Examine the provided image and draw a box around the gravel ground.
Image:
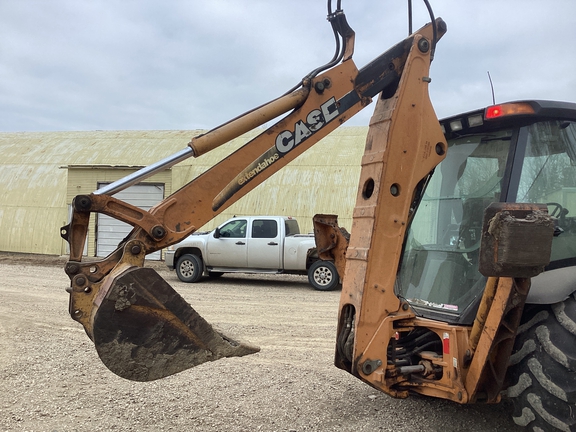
[0,254,522,432]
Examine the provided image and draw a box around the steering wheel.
[546,202,565,218]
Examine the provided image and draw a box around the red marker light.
[486,105,502,118]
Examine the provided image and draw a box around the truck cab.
[165,216,340,291]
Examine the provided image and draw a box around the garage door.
[96,183,165,260]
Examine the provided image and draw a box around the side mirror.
[213,227,221,238]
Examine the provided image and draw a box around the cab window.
[517,121,576,263]
[219,219,247,238]
[251,219,278,238]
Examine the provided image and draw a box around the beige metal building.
[0,127,368,258]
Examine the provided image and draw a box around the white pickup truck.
[165,216,340,291]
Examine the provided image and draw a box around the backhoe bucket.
[90,266,259,381]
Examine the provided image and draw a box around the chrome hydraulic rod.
[94,87,310,196]
[94,147,195,196]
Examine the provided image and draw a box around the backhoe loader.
[61,1,575,430]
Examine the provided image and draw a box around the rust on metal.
[479,202,554,278]
[312,214,350,280]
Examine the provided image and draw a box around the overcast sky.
[1,0,575,133]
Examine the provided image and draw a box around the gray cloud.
[1,0,574,132]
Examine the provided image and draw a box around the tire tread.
[507,293,576,431]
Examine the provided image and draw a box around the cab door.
[206,219,248,267]
[247,219,282,269]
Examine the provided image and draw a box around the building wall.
[0,127,367,256]
[1,137,69,255]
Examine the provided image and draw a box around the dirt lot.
[0,254,522,431]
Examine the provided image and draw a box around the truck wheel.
[506,292,576,431]
[308,260,340,291]
[175,254,203,283]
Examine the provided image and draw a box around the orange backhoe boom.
[61,14,447,381]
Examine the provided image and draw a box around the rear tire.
[507,292,576,431]
[308,260,340,291]
[175,254,203,283]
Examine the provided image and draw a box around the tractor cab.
[398,100,576,324]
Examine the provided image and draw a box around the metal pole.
[408,0,412,35]
[94,147,195,196]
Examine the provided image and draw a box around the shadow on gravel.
[172,273,319,291]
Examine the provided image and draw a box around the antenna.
[408,0,413,35]
[487,71,496,105]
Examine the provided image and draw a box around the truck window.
[284,219,300,236]
[219,219,247,238]
[252,219,278,238]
